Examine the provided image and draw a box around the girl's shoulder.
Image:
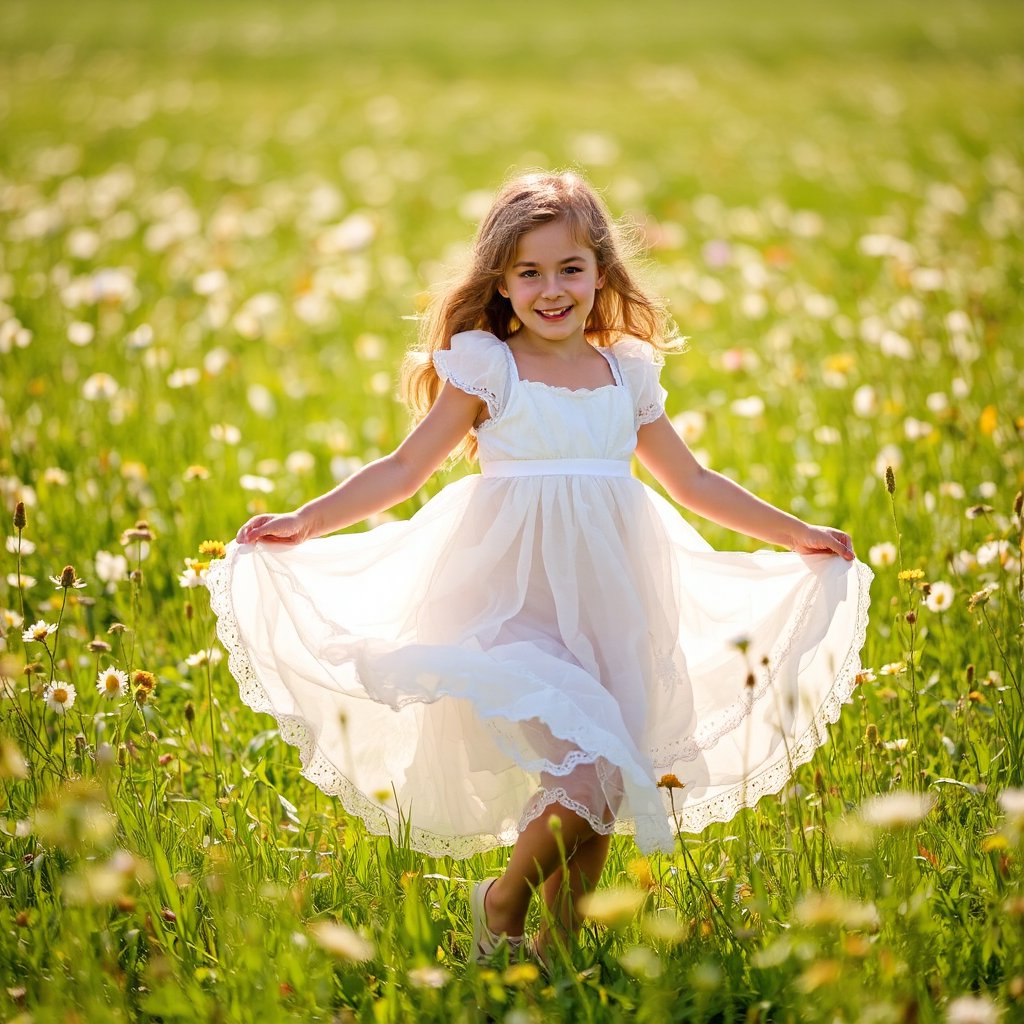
[448,329,506,352]
[609,335,666,366]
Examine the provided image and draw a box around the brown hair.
[399,169,681,463]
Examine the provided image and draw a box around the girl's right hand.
[235,510,316,546]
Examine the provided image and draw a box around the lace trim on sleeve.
[432,349,501,422]
[637,399,665,427]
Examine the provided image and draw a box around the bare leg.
[483,802,601,937]
[536,829,612,954]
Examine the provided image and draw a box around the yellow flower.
[198,540,226,559]
[878,662,906,676]
[657,773,685,790]
[897,569,925,581]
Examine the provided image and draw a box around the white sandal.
[470,878,524,963]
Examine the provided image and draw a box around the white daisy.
[43,681,77,714]
[925,582,955,613]
[95,666,129,699]
[22,619,57,644]
[859,791,935,829]
[868,542,897,567]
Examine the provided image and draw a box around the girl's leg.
[536,829,612,952]
[482,801,602,936]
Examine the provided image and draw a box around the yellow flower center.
[104,674,120,693]
[52,687,68,704]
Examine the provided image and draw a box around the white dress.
[206,330,873,857]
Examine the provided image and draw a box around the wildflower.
[2,608,25,630]
[308,920,375,962]
[95,667,128,699]
[998,788,1024,823]
[884,466,895,494]
[945,994,1000,1024]
[178,559,210,588]
[86,637,112,653]
[132,670,156,695]
[925,582,955,612]
[578,886,647,926]
[43,681,77,714]
[864,724,880,747]
[50,565,86,590]
[618,945,662,981]
[5,537,35,555]
[868,543,897,567]
[967,583,998,612]
[198,540,226,559]
[23,662,44,676]
[898,569,925,581]
[855,669,877,685]
[793,891,880,930]
[503,962,541,986]
[184,701,195,724]
[94,550,128,586]
[0,737,29,779]
[107,622,128,635]
[657,773,685,790]
[13,501,27,530]
[966,504,992,520]
[407,966,451,990]
[859,791,935,829]
[6,574,37,589]
[879,662,906,676]
[976,540,1010,568]
[120,520,155,544]
[22,620,57,644]
[627,857,657,890]
[185,648,223,668]
[183,464,210,481]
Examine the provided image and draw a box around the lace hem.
[664,558,874,834]
[206,550,873,857]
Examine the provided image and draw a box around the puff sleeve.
[611,337,669,429]
[431,330,512,428]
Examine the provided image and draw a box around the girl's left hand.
[791,524,856,561]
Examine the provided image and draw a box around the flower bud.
[74,733,87,754]
[1015,490,1023,518]
[117,744,128,768]
[184,601,194,621]
[906,611,916,625]
[865,723,879,747]
[884,466,895,495]
[59,565,77,589]
[184,701,195,724]
[13,501,26,530]
[966,663,975,686]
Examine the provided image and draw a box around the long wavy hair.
[400,170,682,464]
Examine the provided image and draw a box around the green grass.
[1,1,1022,1021]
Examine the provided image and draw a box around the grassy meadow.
[1,1,1023,1020]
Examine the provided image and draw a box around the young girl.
[206,170,872,967]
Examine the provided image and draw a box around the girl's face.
[498,219,604,347]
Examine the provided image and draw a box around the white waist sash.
[480,458,632,478]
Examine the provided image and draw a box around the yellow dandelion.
[657,773,685,790]
[198,540,226,559]
[897,569,925,581]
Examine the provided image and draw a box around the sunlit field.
[1,1,1023,1021]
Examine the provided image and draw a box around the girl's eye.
[564,266,582,274]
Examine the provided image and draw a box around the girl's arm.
[235,382,484,545]
[634,414,855,560]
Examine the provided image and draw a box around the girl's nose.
[541,277,563,298]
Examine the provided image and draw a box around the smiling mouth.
[536,306,571,321]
